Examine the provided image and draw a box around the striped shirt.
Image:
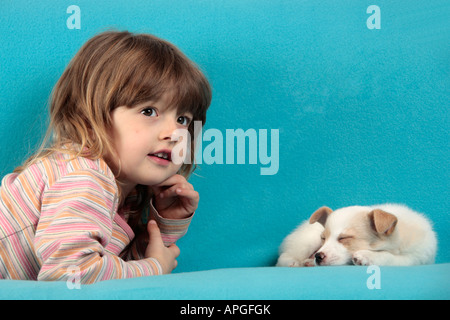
[0,151,192,283]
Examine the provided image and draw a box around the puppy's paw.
[289,258,316,267]
[352,250,374,266]
[276,255,302,267]
[281,258,301,267]
[289,260,301,267]
[302,258,316,267]
[277,257,312,267]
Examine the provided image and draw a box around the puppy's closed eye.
[338,235,354,243]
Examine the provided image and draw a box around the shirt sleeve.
[123,200,194,261]
[34,170,162,284]
[149,199,194,247]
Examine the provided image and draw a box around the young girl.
[0,31,211,283]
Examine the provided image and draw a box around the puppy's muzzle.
[315,252,325,265]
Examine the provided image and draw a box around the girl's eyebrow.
[180,110,194,117]
[132,100,168,112]
[136,100,158,107]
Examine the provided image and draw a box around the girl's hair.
[16,30,211,194]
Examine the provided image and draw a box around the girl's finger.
[174,188,199,204]
[151,175,192,197]
[158,185,179,199]
[168,244,181,258]
[154,174,186,188]
[159,183,194,199]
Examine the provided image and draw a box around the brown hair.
[16,30,211,198]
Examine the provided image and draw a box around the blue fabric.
[0,0,449,299]
[0,264,449,299]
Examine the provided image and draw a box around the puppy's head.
[309,206,398,266]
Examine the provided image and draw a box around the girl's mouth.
[148,150,172,165]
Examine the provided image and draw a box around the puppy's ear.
[368,209,398,236]
[309,206,333,226]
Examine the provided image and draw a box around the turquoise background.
[1,0,449,279]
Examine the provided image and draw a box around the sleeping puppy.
[276,204,437,267]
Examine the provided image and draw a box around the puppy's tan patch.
[338,213,378,253]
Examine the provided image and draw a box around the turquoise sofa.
[0,0,449,300]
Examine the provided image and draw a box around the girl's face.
[108,90,193,196]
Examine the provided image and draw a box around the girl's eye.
[141,107,157,117]
[177,115,192,126]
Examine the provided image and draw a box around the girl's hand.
[151,174,199,219]
[145,220,179,274]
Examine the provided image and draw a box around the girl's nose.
[158,118,178,141]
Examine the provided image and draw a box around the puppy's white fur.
[276,204,437,267]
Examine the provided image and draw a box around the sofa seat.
[1,263,448,300]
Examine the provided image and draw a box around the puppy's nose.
[315,252,325,264]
